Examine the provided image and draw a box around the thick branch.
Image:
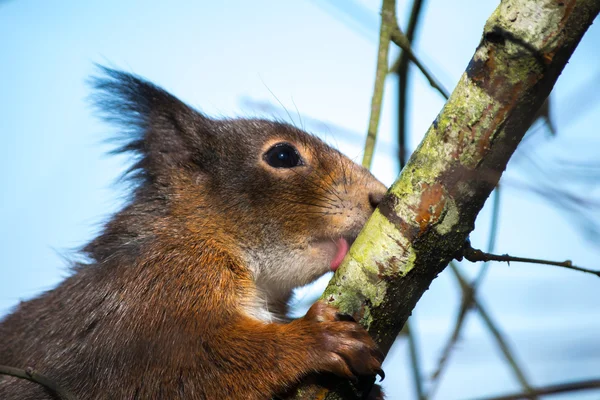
[292,0,600,398]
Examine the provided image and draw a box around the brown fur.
[0,67,386,399]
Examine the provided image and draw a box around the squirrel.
[0,67,387,400]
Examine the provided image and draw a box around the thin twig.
[450,264,537,398]
[0,364,77,400]
[462,244,600,278]
[427,291,471,398]
[405,321,427,400]
[396,0,426,170]
[389,27,449,99]
[473,187,502,289]
[473,378,600,400]
[428,188,502,397]
[362,0,395,169]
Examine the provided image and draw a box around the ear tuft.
[91,65,206,186]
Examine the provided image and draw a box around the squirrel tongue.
[330,238,350,271]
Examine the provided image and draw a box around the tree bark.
[291,0,600,398]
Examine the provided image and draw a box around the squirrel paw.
[303,301,384,381]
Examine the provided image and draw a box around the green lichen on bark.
[291,0,600,399]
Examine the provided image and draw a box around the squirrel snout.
[368,191,385,210]
[364,177,387,211]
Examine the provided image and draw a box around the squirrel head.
[90,67,386,317]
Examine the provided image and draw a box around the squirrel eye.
[263,142,303,168]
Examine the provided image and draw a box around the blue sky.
[1,1,599,398]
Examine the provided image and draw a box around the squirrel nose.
[368,191,385,210]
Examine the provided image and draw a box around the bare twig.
[388,27,449,99]
[473,378,600,400]
[427,289,471,398]
[449,264,537,399]
[530,98,555,136]
[0,364,77,400]
[362,0,396,169]
[428,188,502,396]
[473,188,502,289]
[405,321,427,400]
[395,0,426,171]
[462,243,600,278]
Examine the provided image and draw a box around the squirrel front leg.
[213,302,384,399]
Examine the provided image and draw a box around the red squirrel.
[0,67,387,399]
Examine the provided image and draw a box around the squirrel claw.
[303,302,384,382]
[376,368,385,381]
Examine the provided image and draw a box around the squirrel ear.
[92,66,209,184]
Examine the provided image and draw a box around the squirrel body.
[0,68,387,399]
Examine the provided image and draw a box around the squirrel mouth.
[330,237,354,272]
[312,236,357,272]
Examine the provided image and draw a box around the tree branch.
[395,4,429,398]
[291,0,600,398]
[429,188,503,396]
[362,0,396,169]
[395,0,426,168]
[461,242,600,278]
[473,378,600,400]
[0,364,76,400]
[405,321,426,400]
[388,27,449,99]
[450,264,536,397]
[472,187,502,288]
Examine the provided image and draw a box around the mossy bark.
[291,0,600,398]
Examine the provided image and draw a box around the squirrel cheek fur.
[0,67,387,399]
